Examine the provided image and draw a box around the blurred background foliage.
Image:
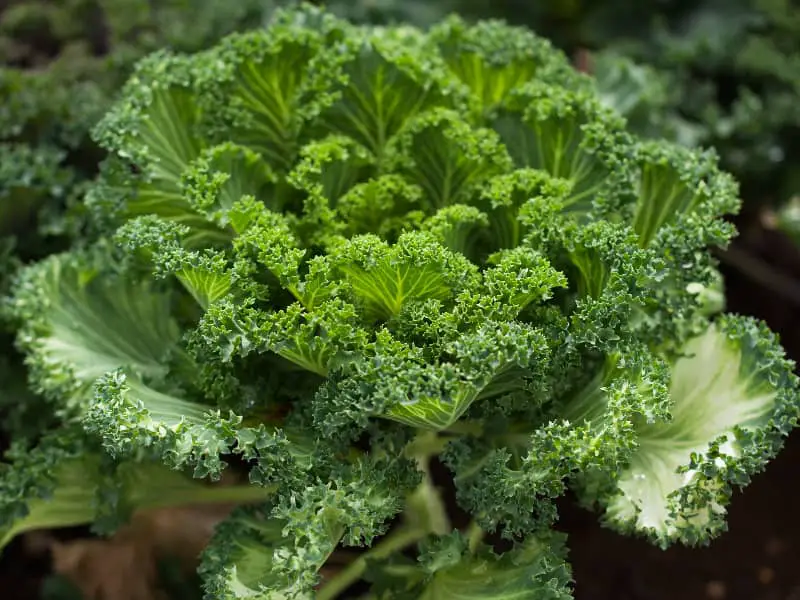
[0,0,269,273]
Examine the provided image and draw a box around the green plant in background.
[576,0,800,205]
[0,0,273,445]
[0,0,270,271]
[2,5,797,598]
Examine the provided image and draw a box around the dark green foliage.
[0,3,798,600]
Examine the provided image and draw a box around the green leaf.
[382,366,486,431]
[478,169,572,251]
[316,29,453,158]
[0,429,273,550]
[351,321,547,432]
[589,50,695,143]
[632,142,739,248]
[115,216,236,310]
[232,201,308,301]
[334,231,478,321]
[393,108,512,209]
[174,254,236,310]
[201,22,334,171]
[87,368,307,486]
[85,370,241,478]
[183,142,281,227]
[0,434,99,550]
[98,52,204,180]
[337,174,425,239]
[252,298,370,376]
[200,505,306,600]
[482,247,567,315]
[443,343,669,539]
[92,52,212,240]
[290,135,374,206]
[492,83,636,217]
[201,456,414,599]
[562,221,652,302]
[430,15,580,113]
[595,316,800,547]
[288,135,375,245]
[10,250,184,415]
[420,204,489,258]
[417,533,573,600]
[519,213,661,350]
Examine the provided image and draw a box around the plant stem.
[465,520,484,554]
[316,526,427,600]
[443,420,483,436]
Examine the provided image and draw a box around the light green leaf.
[202,456,413,599]
[394,108,512,209]
[479,169,571,251]
[482,247,567,314]
[289,135,374,244]
[183,142,281,226]
[420,204,489,257]
[430,15,579,113]
[232,201,307,301]
[205,25,332,171]
[418,534,572,600]
[334,232,478,321]
[114,215,237,310]
[290,135,374,205]
[492,83,635,216]
[257,299,369,376]
[85,370,241,478]
[337,174,425,238]
[200,505,314,600]
[385,321,548,430]
[632,142,739,248]
[383,367,485,431]
[317,31,451,158]
[0,435,273,551]
[11,252,184,414]
[92,52,214,241]
[598,316,799,546]
[174,255,235,310]
[131,86,202,189]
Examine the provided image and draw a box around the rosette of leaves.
[2,5,798,599]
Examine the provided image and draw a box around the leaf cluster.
[0,4,798,600]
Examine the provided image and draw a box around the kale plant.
[2,5,798,598]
